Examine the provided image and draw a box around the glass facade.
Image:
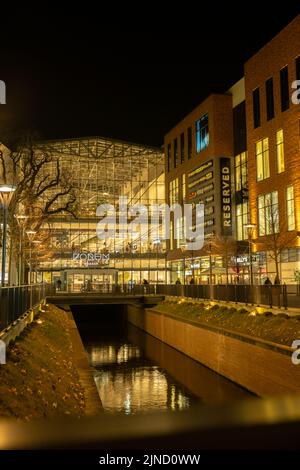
[35,138,166,290]
[236,202,249,241]
[256,138,270,181]
[235,152,248,191]
[276,129,285,173]
[286,185,295,231]
[195,114,209,153]
[258,191,279,236]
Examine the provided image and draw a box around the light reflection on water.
[87,341,198,415]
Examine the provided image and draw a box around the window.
[235,151,248,191]
[256,138,270,181]
[182,174,186,201]
[253,88,260,128]
[187,127,192,159]
[167,143,171,172]
[276,129,285,173]
[236,202,249,241]
[169,178,179,205]
[176,216,186,248]
[265,77,275,120]
[287,186,295,231]
[281,248,299,263]
[180,132,185,163]
[174,138,178,168]
[195,114,209,153]
[296,56,300,82]
[258,191,279,236]
[280,66,289,111]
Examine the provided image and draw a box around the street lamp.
[205,234,214,285]
[180,243,187,284]
[245,223,256,285]
[26,230,37,285]
[15,215,29,285]
[0,184,16,286]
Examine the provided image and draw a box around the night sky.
[0,9,299,147]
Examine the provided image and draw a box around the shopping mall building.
[33,137,167,291]
[2,15,299,288]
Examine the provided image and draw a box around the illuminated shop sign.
[204,206,214,216]
[188,182,214,200]
[188,160,213,178]
[204,219,214,228]
[72,252,110,264]
[220,158,232,236]
[188,171,213,189]
[203,195,214,204]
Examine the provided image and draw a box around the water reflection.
[87,341,198,414]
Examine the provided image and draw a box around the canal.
[72,305,252,415]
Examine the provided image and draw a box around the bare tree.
[202,235,237,284]
[0,133,78,283]
[257,198,297,283]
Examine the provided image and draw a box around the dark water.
[86,330,198,414]
[72,305,251,415]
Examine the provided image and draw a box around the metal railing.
[61,283,157,295]
[0,284,54,331]
[55,283,300,310]
[155,284,296,310]
[1,394,300,450]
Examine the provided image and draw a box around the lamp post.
[180,243,187,284]
[15,215,29,285]
[25,230,37,285]
[205,234,214,285]
[0,184,16,286]
[25,229,37,309]
[245,223,256,285]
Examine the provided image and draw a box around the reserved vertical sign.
[220,158,232,236]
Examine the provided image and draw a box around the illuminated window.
[174,138,178,168]
[170,221,173,250]
[195,114,209,153]
[180,132,185,163]
[182,174,186,201]
[169,178,179,205]
[253,88,260,128]
[235,151,248,191]
[286,186,295,231]
[276,129,285,173]
[256,138,270,181]
[187,127,192,159]
[280,66,289,112]
[236,202,249,241]
[176,216,186,248]
[258,191,279,236]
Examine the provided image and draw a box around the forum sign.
[96,197,205,250]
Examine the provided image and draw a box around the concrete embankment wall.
[127,305,300,396]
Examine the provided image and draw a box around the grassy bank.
[150,300,300,346]
[0,305,86,421]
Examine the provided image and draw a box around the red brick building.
[164,14,300,284]
[164,94,236,284]
[245,14,300,283]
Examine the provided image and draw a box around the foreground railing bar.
[0,394,300,449]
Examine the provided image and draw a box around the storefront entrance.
[64,269,117,292]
